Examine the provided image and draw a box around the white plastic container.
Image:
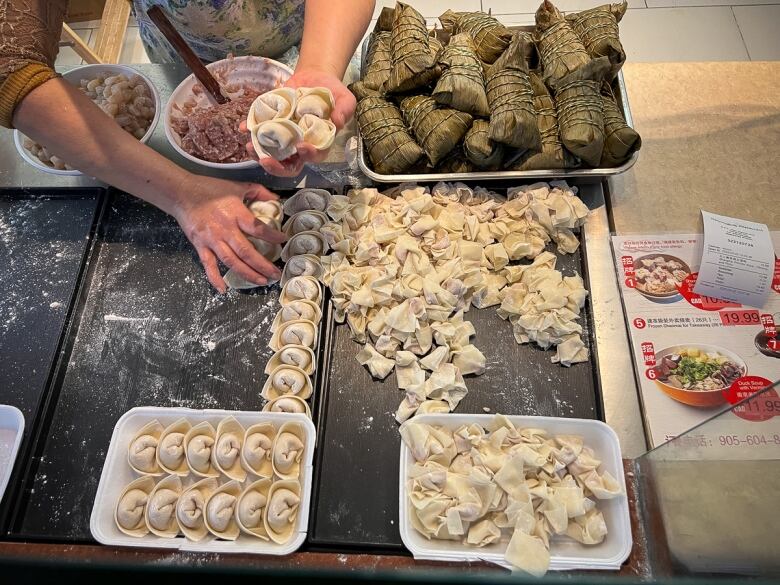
[14,64,161,176]
[0,405,24,505]
[91,407,314,554]
[398,414,632,571]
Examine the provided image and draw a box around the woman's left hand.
[243,68,356,177]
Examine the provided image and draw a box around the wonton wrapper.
[271,421,306,480]
[212,416,247,482]
[204,480,242,540]
[298,114,336,151]
[144,474,182,538]
[127,420,164,476]
[265,344,317,375]
[294,87,335,119]
[271,300,322,333]
[264,479,302,544]
[237,478,273,539]
[157,418,191,476]
[252,118,304,161]
[248,87,296,128]
[263,395,312,418]
[269,319,318,352]
[176,477,219,542]
[283,188,330,216]
[241,422,276,478]
[280,275,323,305]
[262,364,313,401]
[184,421,219,478]
[115,476,155,537]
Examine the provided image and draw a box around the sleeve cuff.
[0,62,58,129]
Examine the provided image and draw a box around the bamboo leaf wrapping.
[357,96,424,174]
[439,9,513,64]
[432,33,490,117]
[464,119,505,170]
[600,82,641,166]
[566,2,627,80]
[401,95,473,165]
[535,0,591,89]
[388,2,440,93]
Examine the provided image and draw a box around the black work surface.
[11,191,288,540]
[0,189,102,527]
[310,240,600,550]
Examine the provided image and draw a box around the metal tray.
[356,27,638,183]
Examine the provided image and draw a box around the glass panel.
[637,379,780,577]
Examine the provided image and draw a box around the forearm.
[297,0,375,77]
[13,78,191,217]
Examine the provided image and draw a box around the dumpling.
[298,114,336,150]
[252,118,304,161]
[249,199,283,223]
[262,395,312,418]
[263,480,301,544]
[262,364,313,401]
[224,236,283,290]
[271,422,306,480]
[280,275,322,305]
[156,418,191,476]
[212,416,246,482]
[281,254,324,285]
[282,188,330,215]
[175,477,218,542]
[144,474,182,538]
[204,480,241,540]
[281,230,328,262]
[115,476,155,537]
[248,87,296,127]
[294,87,335,119]
[184,421,219,478]
[269,319,318,351]
[265,344,316,375]
[271,299,322,333]
[127,420,163,475]
[236,478,272,539]
[282,211,329,236]
[241,422,276,478]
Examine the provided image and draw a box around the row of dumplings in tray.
[120,417,306,543]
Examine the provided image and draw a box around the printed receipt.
[694,211,774,308]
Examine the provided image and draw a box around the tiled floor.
[58,0,780,67]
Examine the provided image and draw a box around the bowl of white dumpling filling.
[14,64,160,175]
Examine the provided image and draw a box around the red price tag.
[641,342,656,366]
[679,273,741,311]
[761,314,777,338]
[723,376,779,422]
[719,310,761,326]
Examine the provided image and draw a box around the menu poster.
[611,233,780,450]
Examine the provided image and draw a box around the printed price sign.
[723,376,779,422]
[641,342,656,366]
[719,310,761,326]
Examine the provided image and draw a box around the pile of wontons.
[317,181,591,422]
[401,415,623,576]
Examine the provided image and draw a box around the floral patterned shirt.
[134,0,305,63]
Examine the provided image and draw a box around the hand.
[243,67,356,177]
[172,174,287,293]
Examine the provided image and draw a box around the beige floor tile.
[373,0,481,18]
[119,27,151,64]
[55,28,92,67]
[733,5,780,60]
[618,7,749,61]
[484,0,646,13]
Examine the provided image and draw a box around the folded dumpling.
[252,118,303,161]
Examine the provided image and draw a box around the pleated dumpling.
[281,230,328,262]
[175,477,218,542]
[212,416,246,482]
[264,479,302,544]
[269,318,318,351]
[204,480,241,540]
[271,422,306,480]
[298,114,336,151]
[115,476,155,537]
[262,395,312,418]
[281,254,324,285]
[282,188,329,215]
[252,118,304,161]
[249,199,283,224]
[280,275,322,305]
[262,365,313,401]
[271,300,322,333]
[236,478,273,539]
[248,87,296,128]
[294,87,335,119]
[184,421,219,478]
[224,236,283,290]
[241,422,276,478]
[156,417,191,476]
[265,344,316,375]
[144,474,182,538]
[127,420,164,476]
[282,211,329,236]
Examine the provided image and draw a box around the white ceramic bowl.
[164,55,293,169]
[13,63,161,176]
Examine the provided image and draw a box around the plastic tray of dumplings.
[398,414,632,571]
[355,27,639,183]
[90,407,315,554]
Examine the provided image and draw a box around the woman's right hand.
[171,174,287,293]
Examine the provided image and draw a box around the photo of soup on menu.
[611,233,780,447]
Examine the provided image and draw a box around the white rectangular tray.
[0,405,24,506]
[398,414,632,571]
[90,406,315,555]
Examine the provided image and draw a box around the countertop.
[610,61,780,234]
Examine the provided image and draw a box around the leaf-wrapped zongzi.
[566,2,627,80]
[553,57,610,166]
[357,96,424,174]
[388,2,440,93]
[400,95,473,166]
[535,0,591,88]
[600,82,641,166]
[439,10,512,64]
[375,6,396,31]
[485,32,541,151]
[464,119,505,170]
[508,73,579,170]
[432,33,490,117]
[350,32,392,100]
[436,147,475,173]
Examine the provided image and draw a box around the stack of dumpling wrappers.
[401,415,624,576]
[351,1,641,174]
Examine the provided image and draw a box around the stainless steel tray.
[356,26,639,183]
